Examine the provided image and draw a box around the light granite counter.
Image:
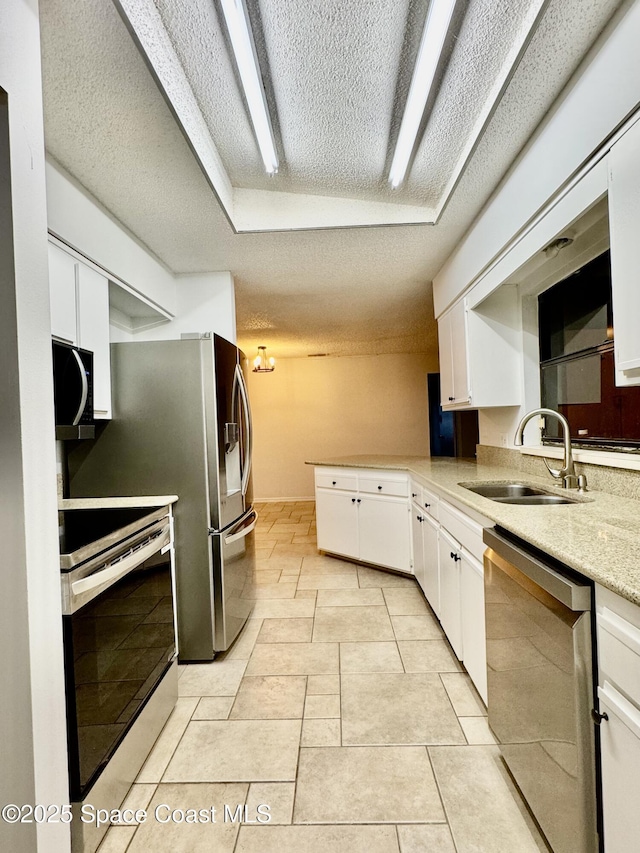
[59,495,178,510]
[307,455,640,606]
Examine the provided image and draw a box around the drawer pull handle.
[377,485,382,490]
[424,503,431,509]
[357,498,361,504]
[450,551,461,562]
[351,498,356,504]
[591,708,609,725]
[448,396,455,401]
[412,492,418,498]
[417,516,424,523]
[332,481,337,485]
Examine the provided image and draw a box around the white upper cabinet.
[609,117,640,387]
[438,286,522,410]
[48,241,112,419]
[438,299,469,407]
[49,242,78,344]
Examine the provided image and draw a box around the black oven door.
[63,558,176,800]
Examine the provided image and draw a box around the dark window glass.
[539,251,640,448]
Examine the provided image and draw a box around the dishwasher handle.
[483,527,592,611]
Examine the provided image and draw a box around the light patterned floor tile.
[297,572,359,590]
[397,824,456,853]
[257,618,314,643]
[246,782,295,825]
[301,718,341,746]
[307,674,340,695]
[163,720,302,782]
[249,599,316,619]
[357,567,416,588]
[391,613,443,640]
[178,660,247,697]
[429,746,545,853]
[224,619,263,661]
[397,640,463,673]
[459,716,497,744]
[341,672,465,746]
[241,582,298,600]
[313,606,394,642]
[294,746,445,823]
[96,827,137,852]
[439,672,487,716]
[383,588,430,615]
[230,675,307,719]
[339,641,403,673]
[246,642,339,676]
[304,693,341,719]
[125,783,247,852]
[192,696,234,720]
[236,824,400,853]
[316,588,384,607]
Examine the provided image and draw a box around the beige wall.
[247,352,436,500]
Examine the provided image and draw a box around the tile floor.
[97,500,548,853]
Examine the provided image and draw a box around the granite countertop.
[59,495,178,510]
[307,455,640,606]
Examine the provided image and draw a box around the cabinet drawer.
[421,486,440,521]
[410,482,423,505]
[316,471,358,491]
[438,500,484,562]
[597,607,640,707]
[359,476,408,497]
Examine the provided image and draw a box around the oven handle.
[66,524,170,613]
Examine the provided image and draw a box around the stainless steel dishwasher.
[483,527,599,853]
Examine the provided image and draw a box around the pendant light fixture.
[252,346,275,373]
[389,0,457,189]
[221,0,279,175]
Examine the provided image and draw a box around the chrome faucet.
[514,408,587,491]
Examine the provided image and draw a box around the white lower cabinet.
[438,528,463,660]
[422,514,440,619]
[315,488,359,560]
[460,550,487,703]
[411,503,426,592]
[314,469,411,573]
[596,585,640,853]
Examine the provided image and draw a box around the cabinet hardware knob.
[424,503,430,509]
[591,709,609,725]
[351,498,356,503]
[357,498,361,503]
[377,485,382,490]
[448,396,455,401]
[412,492,418,498]
[450,551,461,562]
[417,516,424,522]
[332,481,336,485]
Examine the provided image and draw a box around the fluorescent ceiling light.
[221,0,279,174]
[389,0,456,189]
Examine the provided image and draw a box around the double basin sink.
[460,482,584,505]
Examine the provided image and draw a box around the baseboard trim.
[254,496,316,503]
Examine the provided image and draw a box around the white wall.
[133,272,237,343]
[248,352,435,500]
[0,2,70,850]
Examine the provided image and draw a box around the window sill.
[519,444,640,472]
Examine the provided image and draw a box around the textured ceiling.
[39,0,624,358]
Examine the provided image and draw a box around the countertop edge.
[59,495,179,510]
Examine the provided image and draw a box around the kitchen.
[3,0,640,852]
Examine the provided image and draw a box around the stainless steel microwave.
[52,340,94,439]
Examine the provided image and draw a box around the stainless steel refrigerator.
[68,334,256,660]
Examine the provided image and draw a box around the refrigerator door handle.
[223,508,258,544]
[235,363,253,496]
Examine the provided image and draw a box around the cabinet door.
[315,488,359,560]
[598,682,640,853]
[77,263,112,418]
[358,494,411,573]
[411,505,426,591]
[48,242,78,344]
[609,117,640,386]
[438,310,454,406]
[460,551,487,704]
[438,528,463,659]
[422,513,440,618]
[449,299,470,405]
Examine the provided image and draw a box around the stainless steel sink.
[460,482,580,505]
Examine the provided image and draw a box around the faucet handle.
[543,457,563,480]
